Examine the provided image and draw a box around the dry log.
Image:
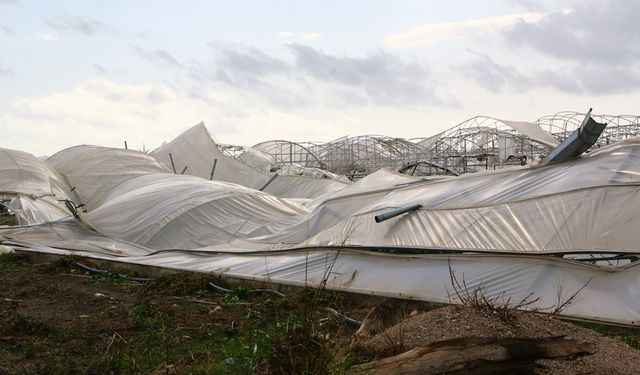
[350,336,594,375]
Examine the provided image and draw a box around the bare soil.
[356,305,640,374]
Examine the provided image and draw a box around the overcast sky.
[1,0,639,154]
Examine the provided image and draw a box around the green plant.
[142,272,213,296]
[87,270,128,285]
[0,252,29,271]
[620,335,640,350]
[222,287,251,305]
[38,256,82,274]
[128,299,160,329]
[574,321,640,351]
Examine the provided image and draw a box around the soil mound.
[357,305,640,374]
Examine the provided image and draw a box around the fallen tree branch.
[350,336,594,375]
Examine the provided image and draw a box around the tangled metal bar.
[544,109,608,165]
[535,112,640,147]
[222,112,640,180]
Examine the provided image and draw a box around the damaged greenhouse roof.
[2,111,640,326]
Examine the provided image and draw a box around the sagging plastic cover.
[150,123,349,199]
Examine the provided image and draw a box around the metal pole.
[209,159,218,180]
[168,153,177,173]
[259,173,278,191]
[180,166,188,175]
[374,204,423,223]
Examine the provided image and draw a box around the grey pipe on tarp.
[209,159,218,180]
[168,153,177,174]
[259,173,278,191]
[374,204,423,223]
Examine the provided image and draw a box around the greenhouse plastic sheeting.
[57,139,640,253]
[3,134,640,325]
[499,119,560,148]
[47,145,170,210]
[0,148,69,198]
[1,230,639,326]
[8,196,71,225]
[150,123,349,199]
[84,173,308,249]
[4,139,640,253]
[0,148,75,225]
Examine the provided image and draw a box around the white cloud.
[46,15,107,36]
[36,32,60,41]
[0,64,12,75]
[0,76,458,156]
[276,31,295,39]
[504,1,640,65]
[0,79,211,154]
[276,31,324,42]
[0,24,17,36]
[301,32,323,41]
[0,78,393,155]
[384,12,542,48]
[460,1,640,95]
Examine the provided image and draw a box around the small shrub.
[222,287,251,305]
[87,270,128,285]
[128,299,160,329]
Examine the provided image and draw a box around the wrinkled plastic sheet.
[9,195,71,225]
[3,138,640,325]
[0,148,70,198]
[2,220,151,257]
[499,119,560,148]
[63,140,640,253]
[47,145,170,210]
[2,228,639,326]
[150,123,349,199]
[84,174,308,249]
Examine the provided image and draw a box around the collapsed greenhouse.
[2,110,640,326]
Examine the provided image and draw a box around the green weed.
[38,256,82,274]
[142,272,213,296]
[87,270,128,285]
[0,252,29,271]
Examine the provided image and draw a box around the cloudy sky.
[1,0,638,154]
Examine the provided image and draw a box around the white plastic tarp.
[0,148,75,225]
[45,139,640,255]
[1,233,638,326]
[84,173,308,249]
[0,148,65,197]
[3,135,640,325]
[47,146,170,211]
[150,123,349,199]
[500,119,561,148]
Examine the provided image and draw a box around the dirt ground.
[0,253,371,374]
[1,252,640,374]
[358,305,640,374]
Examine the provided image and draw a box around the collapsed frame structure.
[250,112,640,179]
